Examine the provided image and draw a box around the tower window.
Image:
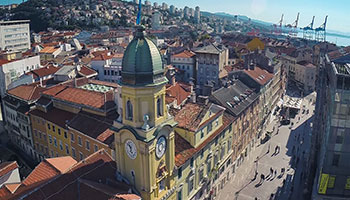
[157,97,163,117]
[127,100,133,121]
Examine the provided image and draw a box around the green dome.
[121,26,166,86]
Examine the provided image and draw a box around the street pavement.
[217,92,316,200]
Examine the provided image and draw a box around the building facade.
[0,20,30,52]
[312,48,350,200]
[170,50,196,83]
[195,44,228,92]
[3,85,47,162]
[112,26,177,200]
[0,52,41,97]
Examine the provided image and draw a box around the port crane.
[285,13,300,37]
[302,16,315,40]
[272,14,284,35]
[315,15,328,42]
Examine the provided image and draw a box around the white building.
[152,11,162,30]
[90,53,123,83]
[0,52,41,97]
[293,61,316,93]
[170,50,196,83]
[0,20,31,52]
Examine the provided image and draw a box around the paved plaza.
[217,92,316,200]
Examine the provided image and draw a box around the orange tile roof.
[5,183,21,193]
[175,112,235,167]
[244,66,274,86]
[166,82,191,106]
[40,46,59,54]
[7,85,46,101]
[172,50,196,58]
[45,157,77,173]
[22,161,60,186]
[5,149,138,200]
[0,161,18,177]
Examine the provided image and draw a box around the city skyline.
[2,0,350,33]
[149,0,350,34]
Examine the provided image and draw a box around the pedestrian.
[274,170,277,177]
[267,143,270,154]
[270,167,273,175]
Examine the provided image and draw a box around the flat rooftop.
[79,83,114,93]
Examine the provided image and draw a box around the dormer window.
[126,100,133,121]
[157,97,163,117]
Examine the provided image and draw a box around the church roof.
[121,26,167,86]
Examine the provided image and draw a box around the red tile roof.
[0,59,12,65]
[7,85,46,101]
[43,86,116,110]
[175,112,235,166]
[0,186,11,198]
[79,66,97,77]
[172,103,224,132]
[244,66,274,86]
[172,103,207,131]
[166,82,191,105]
[29,107,76,128]
[172,50,196,58]
[26,65,59,79]
[0,161,18,177]
[5,150,139,200]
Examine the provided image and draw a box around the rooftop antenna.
[136,0,142,25]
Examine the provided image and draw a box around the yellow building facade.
[112,26,177,200]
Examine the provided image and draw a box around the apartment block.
[0,20,30,52]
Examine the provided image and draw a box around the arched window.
[126,100,133,121]
[157,97,163,117]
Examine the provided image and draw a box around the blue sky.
[151,0,350,33]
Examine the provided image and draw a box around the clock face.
[156,136,167,159]
[125,140,137,160]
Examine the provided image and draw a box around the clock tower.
[112,26,177,200]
